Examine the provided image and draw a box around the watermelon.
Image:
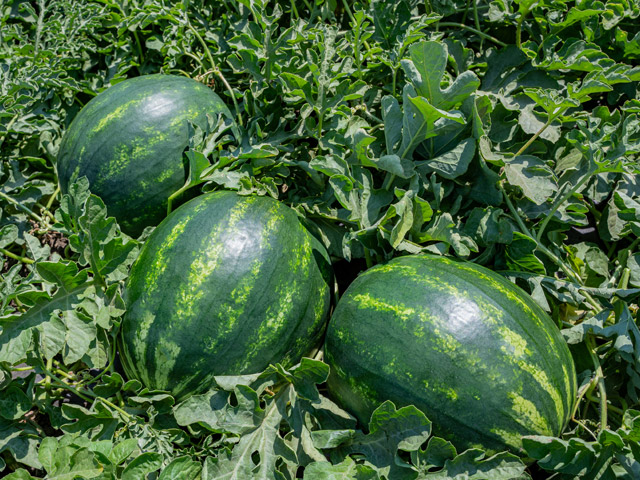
[324,255,576,454]
[119,191,333,400]
[57,74,233,236]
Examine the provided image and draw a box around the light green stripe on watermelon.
[508,392,553,434]
[94,131,175,187]
[514,358,565,424]
[148,197,265,390]
[422,378,460,402]
[93,98,143,132]
[495,325,565,423]
[490,429,523,450]
[153,335,182,390]
[124,213,197,388]
[450,259,550,328]
[498,325,530,357]
[130,309,156,389]
[353,292,416,320]
[475,296,567,418]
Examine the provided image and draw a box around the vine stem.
[34,0,47,55]
[45,185,60,212]
[211,68,242,128]
[53,367,75,381]
[182,51,207,72]
[382,173,396,190]
[498,182,532,236]
[0,191,46,224]
[500,179,609,433]
[317,109,324,138]
[516,16,525,50]
[357,106,382,125]
[586,335,608,430]
[627,237,640,254]
[573,418,598,440]
[461,0,471,23]
[180,18,243,127]
[536,172,592,242]
[391,67,399,97]
[389,32,417,97]
[472,0,483,49]
[453,2,490,13]
[98,395,132,419]
[514,110,560,158]
[586,392,624,415]
[132,29,144,67]
[364,248,373,269]
[89,334,119,386]
[618,268,630,290]
[290,0,299,19]
[340,0,372,53]
[39,362,133,420]
[499,182,602,310]
[171,69,194,78]
[35,202,56,222]
[11,365,34,372]
[0,248,35,264]
[438,23,507,47]
[221,1,238,14]
[301,0,313,14]
[312,348,324,361]
[0,114,19,149]
[45,357,53,392]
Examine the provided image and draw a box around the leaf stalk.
[0,191,46,225]
[438,22,507,47]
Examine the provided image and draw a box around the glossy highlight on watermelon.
[57,74,233,236]
[119,191,333,400]
[324,255,577,454]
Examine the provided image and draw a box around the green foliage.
[1,0,639,478]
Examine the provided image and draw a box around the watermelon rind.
[57,74,233,236]
[324,254,577,454]
[119,191,333,400]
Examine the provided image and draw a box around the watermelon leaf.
[0,417,42,470]
[121,452,163,480]
[158,456,202,480]
[415,137,476,180]
[319,401,431,480]
[173,388,253,435]
[0,264,90,364]
[400,41,480,111]
[175,360,347,477]
[419,450,529,479]
[504,232,547,274]
[303,457,380,479]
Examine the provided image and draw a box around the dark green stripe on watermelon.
[57,74,233,236]
[324,255,576,454]
[119,191,333,400]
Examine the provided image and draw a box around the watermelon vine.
[1,1,639,478]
